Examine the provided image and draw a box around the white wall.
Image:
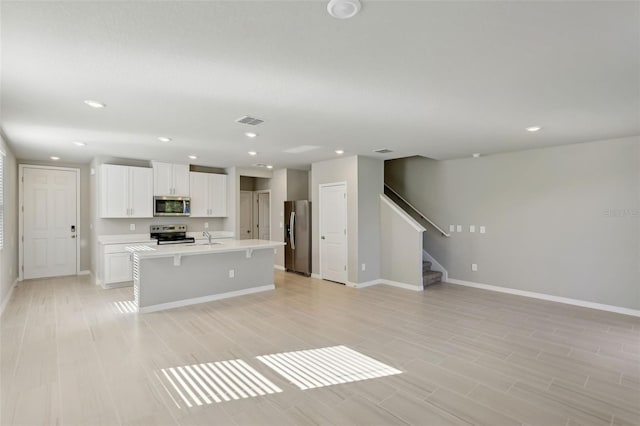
[0,135,18,311]
[385,136,640,309]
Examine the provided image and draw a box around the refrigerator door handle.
[290,211,296,250]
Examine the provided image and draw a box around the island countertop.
[128,239,285,259]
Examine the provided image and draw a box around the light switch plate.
[204,222,209,229]
[229,269,235,278]
[456,225,462,232]
[129,224,135,231]
[361,263,366,271]
[471,263,478,271]
[470,225,476,233]
[449,225,455,232]
[480,226,486,234]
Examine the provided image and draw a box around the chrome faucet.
[202,231,212,245]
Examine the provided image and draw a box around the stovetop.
[150,224,195,245]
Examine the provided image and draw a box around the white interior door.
[319,183,347,284]
[257,192,270,240]
[239,191,253,239]
[22,167,78,279]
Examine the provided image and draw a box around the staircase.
[423,260,442,287]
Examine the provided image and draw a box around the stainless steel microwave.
[153,196,191,217]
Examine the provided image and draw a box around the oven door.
[153,197,191,216]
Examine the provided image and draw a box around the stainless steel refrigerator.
[284,200,311,276]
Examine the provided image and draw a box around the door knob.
[321,236,325,240]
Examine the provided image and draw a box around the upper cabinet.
[189,172,227,217]
[152,162,190,196]
[100,165,153,218]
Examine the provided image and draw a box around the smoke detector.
[373,148,393,154]
[327,0,361,19]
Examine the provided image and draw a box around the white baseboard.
[311,273,322,280]
[273,265,285,271]
[0,278,18,317]
[422,250,448,281]
[138,284,276,314]
[379,279,423,291]
[447,278,640,318]
[78,270,91,276]
[348,278,423,292]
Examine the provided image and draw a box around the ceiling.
[1,1,638,169]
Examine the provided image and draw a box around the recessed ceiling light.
[327,0,361,19]
[158,137,172,142]
[472,153,481,158]
[248,151,257,156]
[245,132,258,138]
[266,165,273,169]
[73,141,86,147]
[84,100,106,108]
[188,155,197,160]
[50,156,60,160]
[526,126,542,132]
[335,149,344,155]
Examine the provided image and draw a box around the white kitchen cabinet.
[152,162,190,196]
[189,172,227,217]
[98,240,157,288]
[100,164,153,218]
[104,252,133,283]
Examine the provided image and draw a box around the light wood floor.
[1,272,639,426]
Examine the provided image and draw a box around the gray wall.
[385,136,640,309]
[357,156,383,283]
[311,156,383,284]
[0,135,18,309]
[380,195,423,288]
[286,169,309,201]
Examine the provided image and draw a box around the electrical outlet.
[361,263,366,271]
[456,225,462,233]
[279,222,283,228]
[204,222,209,229]
[229,269,235,278]
[470,225,475,233]
[480,226,486,234]
[129,224,135,231]
[471,263,478,271]
[449,225,455,232]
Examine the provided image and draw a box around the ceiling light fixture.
[188,155,197,160]
[50,156,60,160]
[73,141,87,147]
[158,137,172,142]
[248,151,257,156]
[266,165,273,169]
[327,0,361,19]
[472,153,481,158]
[526,126,542,132]
[84,100,106,108]
[245,132,258,138]
[335,149,344,155]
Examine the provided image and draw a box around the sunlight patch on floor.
[158,359,282,408]
[256,345,402,390]
[112,300,137,313]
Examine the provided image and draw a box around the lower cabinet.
[104,252,133,284]
[98,241,156,288]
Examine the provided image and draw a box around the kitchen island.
[130,239,285,313]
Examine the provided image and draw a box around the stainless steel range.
[150,224,195,245]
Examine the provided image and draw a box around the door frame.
[18,164,81,281]
[254,189,271,240]
[318,181,348,283]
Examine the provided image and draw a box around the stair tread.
[423,271,442,277]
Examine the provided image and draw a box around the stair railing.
[384,183,451,237]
